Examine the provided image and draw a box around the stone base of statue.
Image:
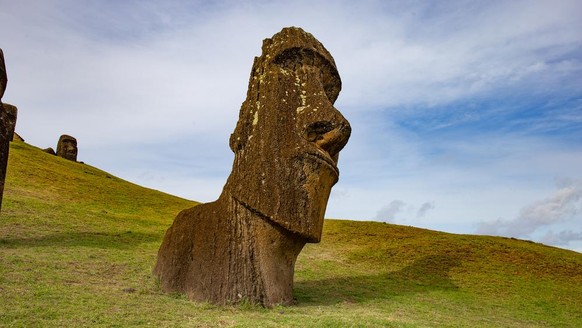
[154,195,305,305]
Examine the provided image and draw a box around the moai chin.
[154,27,351,306]
[56,134,78,161]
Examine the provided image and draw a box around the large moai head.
[56,134,78,161]
[225,27,351,243]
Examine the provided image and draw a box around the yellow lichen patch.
[280,68,290,76]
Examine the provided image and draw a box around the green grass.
[1,140,581,327]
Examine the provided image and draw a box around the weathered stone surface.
[56,134,78,161]
[154,27,351,306]
[2,104,18,141]
[0,48,11,211]
[43,147,56,155]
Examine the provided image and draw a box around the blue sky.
[1,0,581,252]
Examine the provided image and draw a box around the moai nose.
[304,116,351,163]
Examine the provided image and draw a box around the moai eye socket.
[273,47,341,103]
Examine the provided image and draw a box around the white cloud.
[4,0,581,147]
[330,132,582,241]
[334,0,582,110]
[541,230,582,247]
[375,200,405,222]
[477,180,582,242]
[417,202,435,218]
[372,200,436,223]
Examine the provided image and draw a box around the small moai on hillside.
[43,147,56,155]
[0,48,14,212]
[154,27,351,306]
[56,134,78,161]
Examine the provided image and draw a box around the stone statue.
[56,134,78,161]
[0,48,13,211]
[2,104,18,141]
[43,147,56,155]
[154,27,351,307]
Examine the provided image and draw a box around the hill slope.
[1,140,581,327]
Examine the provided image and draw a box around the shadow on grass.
[294,254,461,305]
[0,230,160,249]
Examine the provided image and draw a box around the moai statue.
[154,27,351,306]
[0,48,13,211]
[56,134,78,161]
[43,147,56,155]
[2,104,18,141]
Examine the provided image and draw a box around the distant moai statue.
[43,147,56,155]
[0,48,15,211]
[2,104,18,141]
[154,27,351,306]
[56,134,78,161]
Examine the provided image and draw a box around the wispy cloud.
[541,230,582,247]
[374,200,436,223]
[477,180,582,240]
[375,200,405,223]
[417,202,435,218]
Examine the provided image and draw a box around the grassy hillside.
[1,140,581,327]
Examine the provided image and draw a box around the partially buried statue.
[0,48,15,212]
[2,104,18,141]
[56,134,78,161]
[154,27,351,306]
